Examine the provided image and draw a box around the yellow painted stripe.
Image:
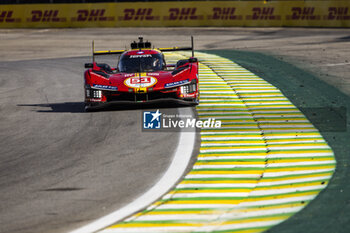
[170,189,253,194]
[145,202,306,215]
[189,170,264,175]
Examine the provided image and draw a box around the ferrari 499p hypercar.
[84,37,199,111]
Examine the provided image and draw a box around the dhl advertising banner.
[1,1,350,28]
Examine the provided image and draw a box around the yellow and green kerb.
[99,52,336,233]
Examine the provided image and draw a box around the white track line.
[69,108,196,233]
[324,62,350,67]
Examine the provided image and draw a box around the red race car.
[84,37,199,111]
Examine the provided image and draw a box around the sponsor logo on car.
[124,76,157,88]
[147,72,160,76]
[129,54,152,58]
[164,79,190,88]
[92,84,118,91]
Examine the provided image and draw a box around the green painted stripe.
[192,164,334,171]
[201,138,263,141]
[256,180,330,189]
[161,190,321,201]
[200,133,263,136]
[126,213,294,224]
[201,143,330,148]
[184,171,333,181]
[266,149,333,152]
[191,167,266,171]
[200,129,318,131]
[197,159,266,162]
[202,226,271,233]
[144,201,309,213]
[175,187,257,191]
[199,151,268,155]
[199,150,266,155]
[183,177,260,181]
[201,138,323,142]
[197,108,301,111]
[266,156,335,161]
[197,157,334,162]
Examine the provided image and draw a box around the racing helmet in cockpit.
[118,52,165,73]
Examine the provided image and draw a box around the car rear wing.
[91,41,125,62]
[91,36,195,62]
[158,36,195,57]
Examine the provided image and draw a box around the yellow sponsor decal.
[134,87,148,93]
[1,1,350,28]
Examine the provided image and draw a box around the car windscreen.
[118,53,164,73]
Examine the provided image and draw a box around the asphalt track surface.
[0,56,199,233]
[1,28,350,233]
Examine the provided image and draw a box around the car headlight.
[92,89,102,98]
[86,88,102,99]
[180,83,196,94]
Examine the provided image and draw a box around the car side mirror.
[85,63,93,68]
[189,58,197,63]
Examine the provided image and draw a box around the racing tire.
[84,103,101,112]
[84,103,93,112]
[193,95,199,105]
[184,97,199,106]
